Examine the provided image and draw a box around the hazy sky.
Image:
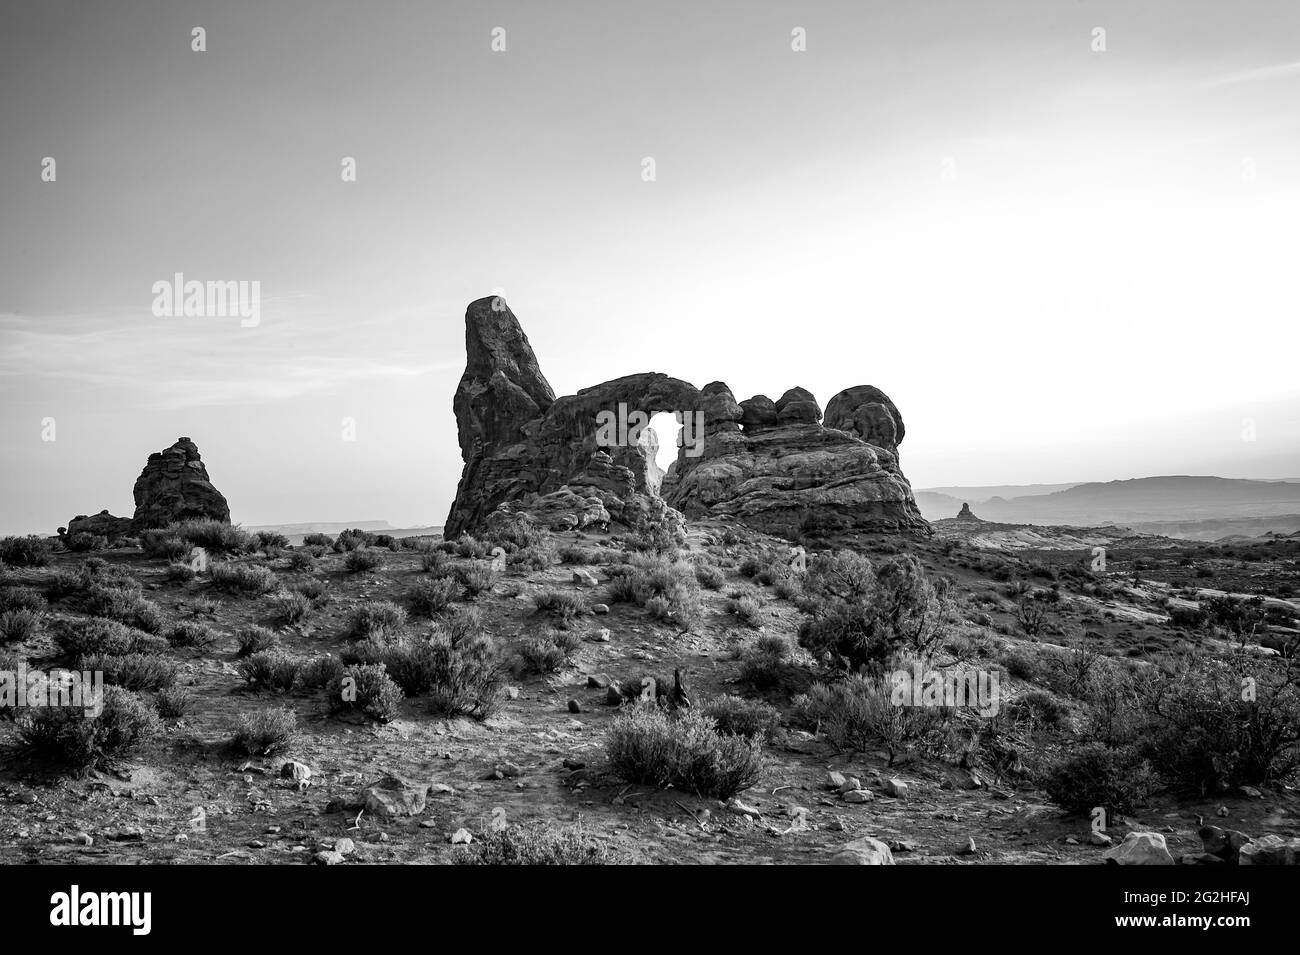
[3,0,1300,534]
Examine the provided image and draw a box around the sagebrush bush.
[605,705,763,799]
[235,625,280,657]
[511,544,556,570]
[231,706,297,755]
[165,620,217,650]
[457,821,613,866]
[81,582,166,633]
[726,595,763,628]
[694,563,725,590]
[0,586,47,614]
[54,618,168,658]
[408,577,461,616]
[81,652,178,691]
[740,634,793,689]
[65,532,108,553]
[238,651,301,692]
[421,550,452,575]
[18,685,160,772]
[284,549,315,571]
[449,535,491,559]
[423,632,503,720]
[531,588,588,627]
[344,601,406,640]
[518,631,581,674]
[302,533,334,548]
[253,531,290,552]
[558,545,592,566]
[797,552,947,671]
[606,556,704,627]
[486,516,551,551]
[291,578,327,601]
[0,608,41,644]
[170,520,250,555]
[795,671,952,763]
[455,563,498,597]
[344,548,385,573]
[298,655,347,689]
[270,590,311,625]
[140,531,191,561]
[328,664,404,722]
[152,685,191,720]
[702,695,781,741]
[0,535,52,567]
[1040,741,1156,816]
[164,562,197,583]
[209,562,278,595]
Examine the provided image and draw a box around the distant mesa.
[445,296,929,539]
[66,436,230,538]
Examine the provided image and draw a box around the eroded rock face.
[132,437,231,530]
[445,298,928,538]
[65,510,135,540]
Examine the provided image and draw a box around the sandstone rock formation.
[132,437,230,530]
[64,510,134,540]
[445,297,928,538]
[955,502,982,521]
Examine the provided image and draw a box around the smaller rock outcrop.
[132,437,231,530]
[65,510,134,540]
[955,502,983,522]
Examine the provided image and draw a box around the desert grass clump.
[607,556,704,627]
[298,655,347,689]
[238,650,301,692]
[0,585,47,614]
[54,618,168,658]
[344,600,406,641]
[408,577,462,617]
[236,625,280,658]
[270,590,311,625]
[0,608,42,644]
[702,695,781,741]
[457,821,614,866]
[328,664,404,723]
[152,685,191,720]
[344,548,385,573]
[455,563,498,598]
[170,520,251,556]
[209,561,279,596]
[531,588,589,628]
[0,535,52,568]
[605,705,764,799]
[164,620,218,650]
[81,652,178,691]
[18,686,160,773]
[231,706,297,755]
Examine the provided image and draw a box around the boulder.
[831,836,896,865]
[738,395,778,431]
[774,386,822,425]
[132,437,230,530]
[1102,832,1175,866]
[362,775,427,818]
[1238,834,1300,865]
[65,510,134,541]
[1198,825,1251,864]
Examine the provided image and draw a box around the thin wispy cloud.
[1200,60,1300,89]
